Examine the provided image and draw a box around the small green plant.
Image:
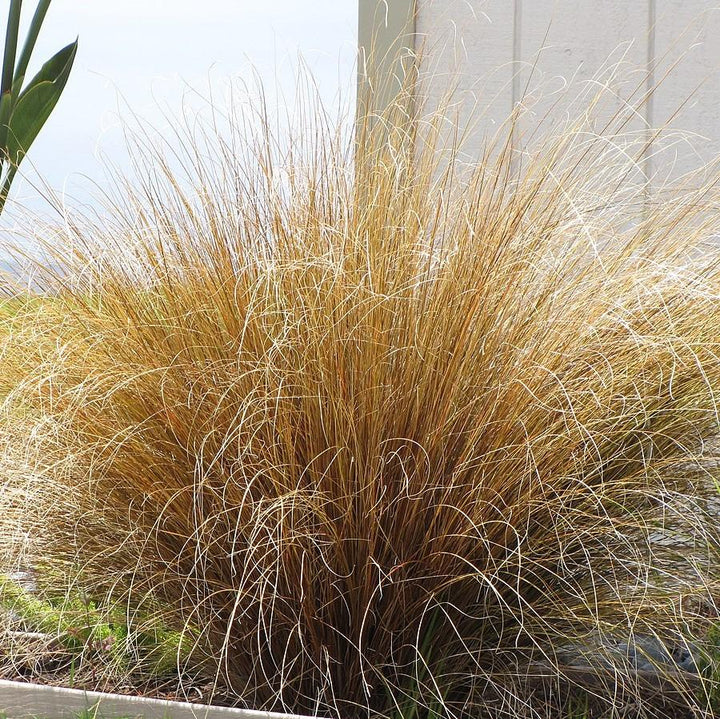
[565,694,590,719]
[696,622,720,714]
[75,710,137,719]
[0,0,77,213]
[391,608,447,719]
[0,574,191,677]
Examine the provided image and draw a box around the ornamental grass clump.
[2,81,720,718]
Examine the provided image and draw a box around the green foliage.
[565,694,590,719]
[698,622,720,714]
[391,608,447,719]
[0,0,77,213]
[0,574,190,677]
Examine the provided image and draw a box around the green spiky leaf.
[5,38,76,167]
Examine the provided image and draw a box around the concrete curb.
[0,679,317,719]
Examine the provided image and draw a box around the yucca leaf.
[0,72,26,150]
[0,89,12,153]
[0,1,76,214]
[1,0,22,98]
[4,38,76,167]
[13,0,51,85]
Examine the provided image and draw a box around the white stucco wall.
[413,0,720,183]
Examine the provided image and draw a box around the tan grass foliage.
[1,80,720,717]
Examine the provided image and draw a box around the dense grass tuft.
[2,83,720,718]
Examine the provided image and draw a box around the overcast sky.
[6,0,357,216]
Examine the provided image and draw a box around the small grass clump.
[2,81,720,718]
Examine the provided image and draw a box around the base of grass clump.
[0,573,212,705]
[2,78,720,718]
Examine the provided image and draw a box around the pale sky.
[6,0,358,216]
